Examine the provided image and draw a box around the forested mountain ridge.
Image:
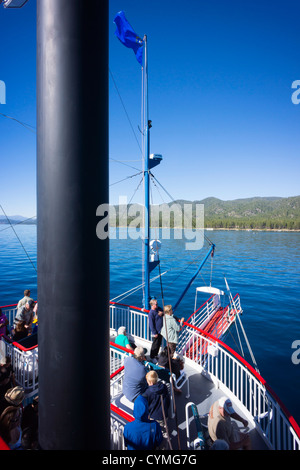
[172,195,300,229]
[111,195,300,230]
[3,196,299,230]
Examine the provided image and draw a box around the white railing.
[110,303,152,344]
[3,301,299,450]
[1,305,17,330]
[186,294,242,332]
[188,295,219,329]
[110,414,127,450]
[0,336,38,392]
[177,323,300,451]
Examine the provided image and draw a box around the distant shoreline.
[111,225,300,232]
[1,221,299,233]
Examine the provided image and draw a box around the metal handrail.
[110,303,300,450]
[178,322,300,450]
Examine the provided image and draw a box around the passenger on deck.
[17,290,33,310]
[21,395,39,450]
[0,357,16,399]
[14,299,35,334]
[0,386,25,417]
[143,370,170,430]
[160,305,184,357]
[148,298,164,361]
[156,346,184,393]
[32,302,38,334]
[123,395,163,450]
[11,321,28,342]
[122,346,148,402]
[0,309,8,337]
[115,326,134,351]
[208,396,251,450]
[0,405,23,450]
[157,346,182,379]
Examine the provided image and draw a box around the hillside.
[111,196,300,230]
[2,196,300,230]
[186,196,300,229]
[0,215,36,225]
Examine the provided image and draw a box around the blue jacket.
[123,396,163,450]
[148,308,163,336]
[143,381,170,421]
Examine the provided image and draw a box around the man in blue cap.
[208,396,251,450]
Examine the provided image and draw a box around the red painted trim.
[110,366,124,380]
[1,334,37,352]
[2,299,299,439]
[110,403,134,422]
[0,437,10,450]
[11,341,37,352]
[110,341,134,355]
[184,321,300,440]
[185,294,214,323]
[185,293,240,324]
[0,303,17,309]
[110,301,150,314]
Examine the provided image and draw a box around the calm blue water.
[1,225,300,425]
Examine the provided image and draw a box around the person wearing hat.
[14,299,35,334]
[0,386,25,416]
[208,396,251,450]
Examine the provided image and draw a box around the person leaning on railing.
[17,290,34,310]
[115,326,135,351]
[160,305,184,357]
[13,299,35,335]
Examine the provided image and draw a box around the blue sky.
[0,0,299,216]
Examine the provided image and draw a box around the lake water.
[1,224,299,425]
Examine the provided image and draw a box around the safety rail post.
[1,305,17,330]
[0,336,38,392]
[177,322,300,450]
[109,303,152,344]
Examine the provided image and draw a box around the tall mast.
[143,34,150,310]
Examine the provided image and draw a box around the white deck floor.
[111,335,269,451]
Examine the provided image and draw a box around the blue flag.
[114,11,143,66]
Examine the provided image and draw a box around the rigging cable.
[0,112,36,134]
[109,171,143,187]
[110,157,141,173]
[149,184,181,450]
[224,276,260,373]
[150,173,215,247]
[0,205,37,273]
[0,216,36,233]
[109,68,143,155]
[110,270,168,304]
